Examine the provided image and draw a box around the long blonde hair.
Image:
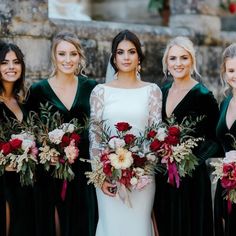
[50,31,87,77]
[162,36,201,78]
[220,43,236,94]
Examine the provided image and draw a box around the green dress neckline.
[45,78,81,112]
[163,82,200,118]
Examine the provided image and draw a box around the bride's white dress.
[89,83,162,236]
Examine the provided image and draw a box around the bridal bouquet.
[144,116,203,188]
[0,132,38,186]
[212,135,236,212]
[86,121,158,205]
[39,122,81,181]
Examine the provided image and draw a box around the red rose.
[168,126,180,137]
[70,133,81,145]
[165,135,180,145]
[133,154,147,167]
[100,152,109,162]
[229,3,236,14]
[115,122,132,132]
[119,169,133,187]
[124,134,136,145]
[1,143,12,155]
[147,130,157,140]
[60,135,71,147]
[9,138,22,150]
[103,163,112,177]
[150,139,162,152]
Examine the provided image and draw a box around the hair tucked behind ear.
[0,42,27,103]
[162,36,201,79]
[50,31,87,77]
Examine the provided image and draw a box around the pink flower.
[135,176,152,190]
[64,140,79,164]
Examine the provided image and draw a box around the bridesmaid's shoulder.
[29,78,48,91]
[78,75,97,89]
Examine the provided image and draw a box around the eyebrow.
[117,48,137,51]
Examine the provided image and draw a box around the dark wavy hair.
[0,42,26,103]
[110,30,144,73]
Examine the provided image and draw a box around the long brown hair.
[0,42,26,103]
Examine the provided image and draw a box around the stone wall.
[1,0,236,101]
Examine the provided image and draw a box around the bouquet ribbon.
[117,183,132,208]
[61,180,67,201]
[167,162,180,188]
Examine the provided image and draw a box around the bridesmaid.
[214,43,236,236]
[25,31,98,236]
[154,36,220,236]
[0,42,36,236]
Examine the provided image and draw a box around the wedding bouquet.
[39,122,81,181]
[86,121,158,206]
[0,132,38,186]
[212,135,236,212]
[144,116,203,188]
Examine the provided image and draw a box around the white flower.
[157,127,167,141]
[48,129,65,144]
[60,123,75,133]
[21,139,35,151]
[146,153,156,162]
[11,132,35,141]
[130,177,138,186]
[108,137,125,149]
[134,167,145,177]
[224,150,236,163]
[130,145,139,152]
[109,147,133,169]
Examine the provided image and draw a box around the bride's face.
[114,40,139,73]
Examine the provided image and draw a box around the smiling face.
[225,57,236,90]
[55,40,80,76]
[167,45,193,80]
[114,40,139,74]
[0,50,22,84]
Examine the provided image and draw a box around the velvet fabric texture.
[0,102,36,236]
[154,82,220,236]
[214,95,236,236]
[25,75,98,236]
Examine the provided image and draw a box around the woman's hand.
[5,165,16,171]
[101,180,117,197]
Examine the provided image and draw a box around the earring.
[167,71,170,76]
[75,64,81,75]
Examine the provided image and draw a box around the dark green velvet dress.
[0,102,36,236]
[25,75,98,236]
[214,95,236,236]
[154,82,220,236]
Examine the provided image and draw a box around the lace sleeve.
[89,84,105,161]
[148,84,162,126]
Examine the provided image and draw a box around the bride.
[89,29,162,236]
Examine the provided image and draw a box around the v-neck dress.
[154,82,220,236]
[25,75,98,236]
[214,95,236,236]
[0,102,36,236]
